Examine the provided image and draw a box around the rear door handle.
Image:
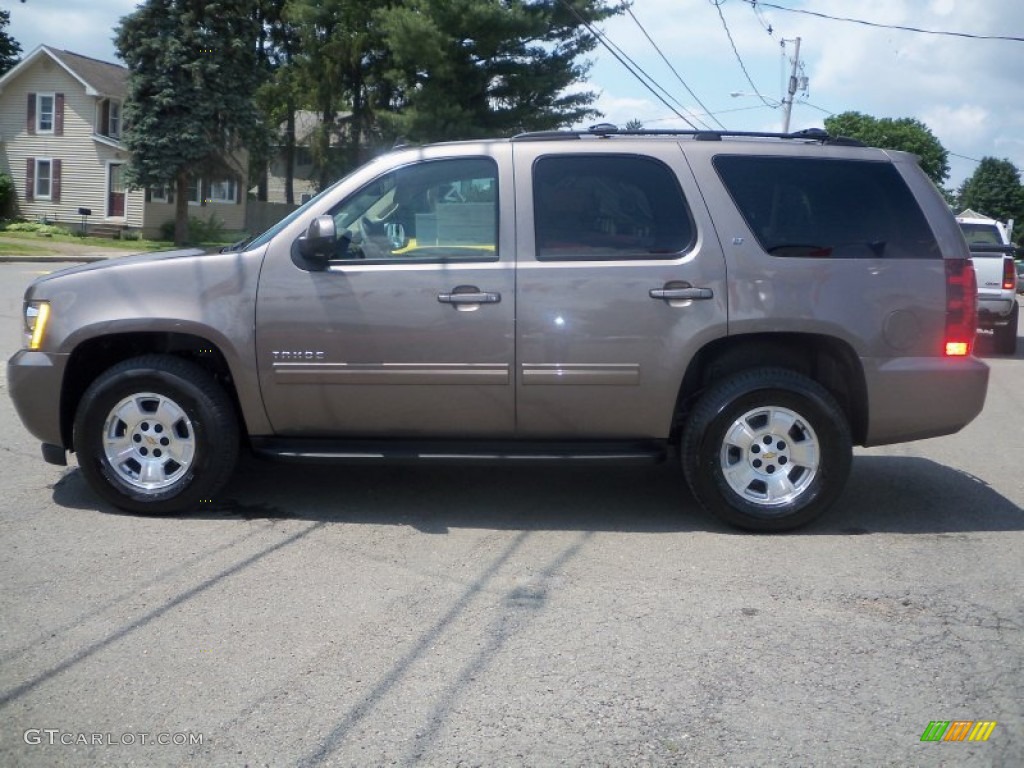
[649,287,714,301]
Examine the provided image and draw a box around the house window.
[187,178,203,206]
[209,179,237,204]
[37,94,55,133]
[150,185,170,203]
[109,101,121,138]
[35,159,52,199]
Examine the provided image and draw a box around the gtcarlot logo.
[24,729,204,747]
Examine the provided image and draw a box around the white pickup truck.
[956,211,1018,354]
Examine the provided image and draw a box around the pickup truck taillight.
[944,259,977,357]
[1002,256,1016,291]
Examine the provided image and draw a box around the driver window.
[328,157,498,262]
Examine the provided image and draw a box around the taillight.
[944,259,977,357]
[1003,257,1016,291]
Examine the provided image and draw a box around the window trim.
[531,153,696,262]
[325,156,501,265]
[36,93,55,134]
[34,158,53,200]
[108,100,121,138]
[187,177,203,206]
[208,178,238,204]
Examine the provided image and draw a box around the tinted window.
[533,155,693,261]
[329,157,498,263]
[714,156,940,259]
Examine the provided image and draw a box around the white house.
[0,45,248,238]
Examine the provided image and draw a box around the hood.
[30,248,208,284]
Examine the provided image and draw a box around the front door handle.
[438,286,501,311]
[649,286,714,301]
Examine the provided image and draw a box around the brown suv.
[8,127,989,530]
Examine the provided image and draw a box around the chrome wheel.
[719,405,820,508]
[102,392,196,491]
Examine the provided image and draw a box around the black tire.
[73,355,239,514]
[681,368,852,532]
[994,303,1019,355]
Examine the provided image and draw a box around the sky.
[6,0,1023,191]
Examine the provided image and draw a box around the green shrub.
[3,221,73,236]
[189,212,226,242]
[0,173,14,217]
[158,213,227,243]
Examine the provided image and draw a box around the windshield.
[239,188,333,252]
[239,159,389,252]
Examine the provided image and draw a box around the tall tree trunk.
[174,169,190,246]
[284,104,296,205]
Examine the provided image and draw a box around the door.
[512,143,729,439]
[107,163,125,218]
[256,152,516,438]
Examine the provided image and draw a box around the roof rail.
[511,125,864,147]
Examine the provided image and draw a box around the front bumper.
[7,349,69,448]
[862,355,989,446]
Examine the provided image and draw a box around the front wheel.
[682,368,852,531]
[73,355,239,514]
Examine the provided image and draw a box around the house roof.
[0,44,127,99]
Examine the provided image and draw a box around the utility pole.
[781,36,802,133]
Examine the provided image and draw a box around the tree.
[957,157,1024,243]
[0,9,23,76]
[115,1,267,245]
[282,0,624,188]
[824,111,950,187]
[252,0,302,203]
[375,0,622,143]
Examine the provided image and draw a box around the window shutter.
[235,176,242,204]
[101,100,111,136]
[145,187,152,203]
[201,179,210,207]
[52,160,62,202]
[54,94,65,136]
[26,158,35,200]
[27,94,36,135]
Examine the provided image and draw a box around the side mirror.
[297,215,337,265]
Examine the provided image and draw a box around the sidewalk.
[0,235,145,263]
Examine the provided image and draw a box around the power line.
[626,6,727,130]
[742,1,1024,43]
[710,0,776,108]
[556,0,702,129]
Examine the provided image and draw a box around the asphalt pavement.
[0,259,1021,767]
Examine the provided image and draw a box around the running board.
[250,438,668,466]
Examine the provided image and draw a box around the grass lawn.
[0,238,55,256]
[0,230,176,252]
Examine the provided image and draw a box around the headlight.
[25,301,51,350]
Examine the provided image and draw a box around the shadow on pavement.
[52,452,1023,536]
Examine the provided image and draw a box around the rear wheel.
[682,368,852,531]
[994,303,1019,355]
[73,355,238,514]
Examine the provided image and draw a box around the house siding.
[0,55,144,229]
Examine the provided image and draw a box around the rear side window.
[714,156,940,259]
[533,155,694,260]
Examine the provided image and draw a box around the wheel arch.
[59,332,247,450]
[673,332,868,446]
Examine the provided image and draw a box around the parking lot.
[1,262,1021,766]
